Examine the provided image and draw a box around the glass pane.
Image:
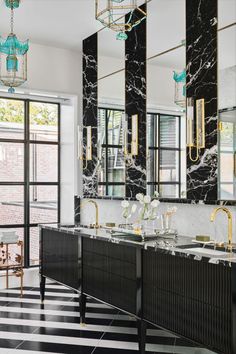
[147,114,158,148]
[0,98,24,140]
[98,184,106,197]
[98,148,106,184]
[220,184,234,200]
[107,110,123,146]
[107,147,125,183]
[160,116,179,148]
[30,185,58,224]
[30,226,40,266]
[220,122,234,152]
[98,108,106,148]
[147,184,155,197]
[29,102,58,142]
[147,149,158,183]
[159,184,179,198]
[0,142,24,182]
[159,150,179,182]
[0,186,24,225]
[30,144,58,182]
[220,153,234,182]
[108,185,125,198]
[218,26,236,110]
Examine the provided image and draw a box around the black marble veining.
[83,33,98,197]
[74,195,80,225]
[125,4,147,198]
[186,0,218,201]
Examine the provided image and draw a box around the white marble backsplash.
[80,199,236,244]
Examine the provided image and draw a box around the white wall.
[24,42,81,95]
[24,43,82,223]
[60,103,76,224]
[12,42,82,223]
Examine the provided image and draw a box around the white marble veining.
[80,199,236,244]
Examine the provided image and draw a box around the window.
[98,108,186,198]
[147,113,186,198]
[219,108,236,200]
[98,108,125,197]
[0,98,60,267]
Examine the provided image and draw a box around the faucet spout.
[81,199,99,229]
[210,207,233,250]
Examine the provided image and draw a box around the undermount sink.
[184,247,233,257]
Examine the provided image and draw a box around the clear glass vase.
[161,213,172,232]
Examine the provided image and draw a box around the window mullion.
[24,100,30,268]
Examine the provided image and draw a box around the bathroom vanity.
[40,224,236,354]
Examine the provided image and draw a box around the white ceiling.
[0,0,101,52]
[0,0,235,56]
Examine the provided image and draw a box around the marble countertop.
[40,224,236,266]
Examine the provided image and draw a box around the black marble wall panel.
[74,196,80,225]
[125,4,147,198]
[186,0,218,201]
[83,33,98,197]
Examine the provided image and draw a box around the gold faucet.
[210,207,233,251]
[80,199,99,229]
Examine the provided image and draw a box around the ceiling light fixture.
[0,0,29,93]
[95,0,146,40]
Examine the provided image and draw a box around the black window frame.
[98,107,125,197]
[0,96,60,268]
[98,107,183,199]
[147,112,182,199]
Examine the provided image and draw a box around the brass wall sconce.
[123,113,139,157]
[78,126,92,168]
[186,97,205,162]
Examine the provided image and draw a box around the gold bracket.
[124,114,139,158]
[78,126,92,169]
[187,98,205,162]
[218,121,223,131]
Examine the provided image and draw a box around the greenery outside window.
[0,97,60,267]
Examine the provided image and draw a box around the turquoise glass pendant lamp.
[0,0,29,93]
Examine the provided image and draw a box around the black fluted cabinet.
[143,249,236,354]
[40,228,82,291]
[40,226,236,354]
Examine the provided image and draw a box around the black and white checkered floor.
[0,283,217,353]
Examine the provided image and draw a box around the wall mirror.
[147,0,186,199]
[97,26,126,198]
[218,0,236,200]
[83,0,236,203]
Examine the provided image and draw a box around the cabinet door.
[41,228,81,290]
[83,238,138,315]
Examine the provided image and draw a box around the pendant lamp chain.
[11,6,14,34]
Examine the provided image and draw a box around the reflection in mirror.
[98,26,125,79]
[218,0,236,28]
[218,14,236,199]
[97,71,125,198]
[147,0,185,58]
[219,109,236,200]
[147,46,186,199]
